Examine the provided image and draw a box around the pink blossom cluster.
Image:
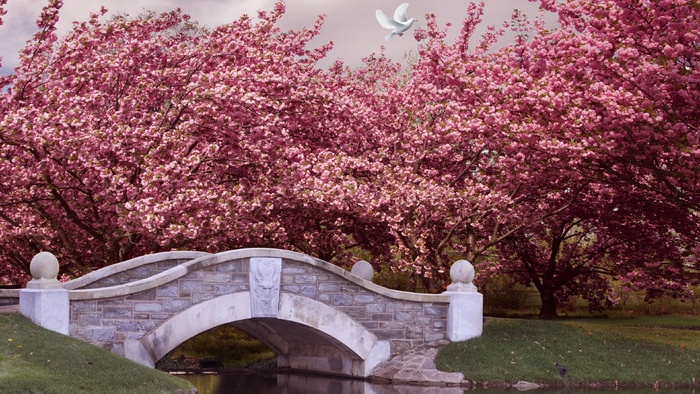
[0,0,697,312]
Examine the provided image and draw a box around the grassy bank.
[436,315,699,388]
[0,313,194,394]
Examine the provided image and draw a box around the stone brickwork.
[281,261,448,355]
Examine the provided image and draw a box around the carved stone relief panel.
[249,257,282,317]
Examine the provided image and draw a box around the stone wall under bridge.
[19,248,483,378]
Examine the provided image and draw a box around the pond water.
[177,372,697,394]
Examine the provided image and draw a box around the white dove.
[375,3,417,41]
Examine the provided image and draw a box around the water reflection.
[179,373,697,394]
[179,372,466,394]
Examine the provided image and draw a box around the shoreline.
[160,355,700,390]
[4,305,697,390]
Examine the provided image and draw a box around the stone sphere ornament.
[27,252,62,289]
[450,260,475,284]
[446,260,477,292]
[351,260,375,282]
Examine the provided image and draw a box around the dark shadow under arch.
[125,292,390,377]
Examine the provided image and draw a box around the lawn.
[0,313,194,394]
[436,316,699,388]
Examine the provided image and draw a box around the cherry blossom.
[1,0,697,309]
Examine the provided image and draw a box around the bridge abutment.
[19,288,70,335]
[19,252,70,335]
[445,259,483,341]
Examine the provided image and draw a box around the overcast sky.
[0,0,552,74]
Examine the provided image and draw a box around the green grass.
[0,313,194,394]
[436,316,699,388]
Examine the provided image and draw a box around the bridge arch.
[127,292,390,376]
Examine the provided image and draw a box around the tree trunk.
[538,287,558,318]
[425,277,443,293]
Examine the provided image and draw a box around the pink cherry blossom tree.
[1,0,697,312]
[0,0,385,283]
[491,183,695,316]
[471,0,699,313]
[536,0,700,218]
[344,4,605,292]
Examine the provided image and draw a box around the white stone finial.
[446,259,477,292]
[351,260,374,282]
[26,252,62,289]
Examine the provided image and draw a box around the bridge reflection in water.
[180,373,695,394]
[178,372,467,394]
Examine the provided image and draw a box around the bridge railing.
[64,251,211,290]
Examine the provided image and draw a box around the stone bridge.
[17,248,482,377]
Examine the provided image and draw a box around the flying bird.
[375,3,417,41]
